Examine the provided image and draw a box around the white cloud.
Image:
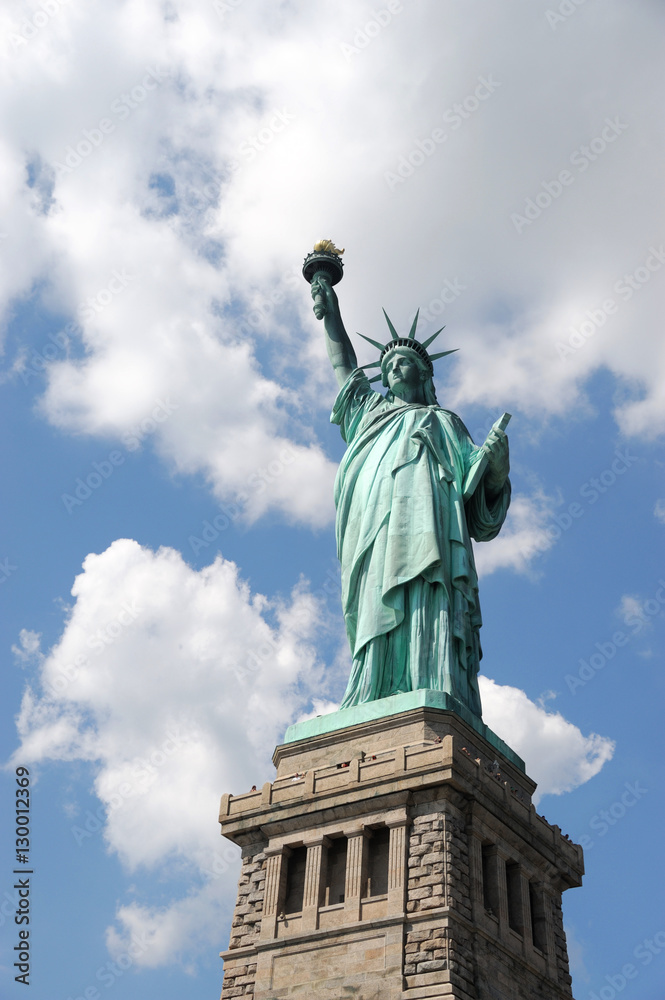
[479,676,615,804]
[295,698,340,724]
[615,587,665,635]
[11,628,42,663]
[12,538,336,966]
[474,489,559,577]
[654,499,665,524]
[1,0,663,532]
[105,881,230,973]
[616,593,646,626]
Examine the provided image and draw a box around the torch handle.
[310,269,331,318]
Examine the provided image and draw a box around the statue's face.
[383,348,426,397]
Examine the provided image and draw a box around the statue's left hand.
[484,429,510,491]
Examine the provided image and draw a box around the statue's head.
[357,309,457,406]
[381,345,438,404]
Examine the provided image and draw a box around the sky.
[0,1,664,998]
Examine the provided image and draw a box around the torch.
[302,239,345,317]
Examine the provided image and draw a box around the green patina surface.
[283,689,525,772]
[300,250,516,760]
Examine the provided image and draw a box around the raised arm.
[311,274,357,388]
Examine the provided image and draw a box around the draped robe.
[331,369,511,718]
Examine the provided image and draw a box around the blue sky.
[1,2,664,998]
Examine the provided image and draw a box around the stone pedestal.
[218,706,583,999]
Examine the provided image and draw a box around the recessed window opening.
[529,882,548,952]
[506,863,523,935]
[481,845,499,916]
[365,827,390,897]
[324,837,347,905]
[283,846,307,914]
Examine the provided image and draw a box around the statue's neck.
[389,386,427,405]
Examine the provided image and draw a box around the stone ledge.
[403,984,467,999]
[221,911,407,961]
[405,966,451,989]
[281,690,525,771]
[220,714,583,881]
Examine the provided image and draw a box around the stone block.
[406,927,433,941]
[408,886,433,900]
[418,959,448,973]
[420,894,446,909]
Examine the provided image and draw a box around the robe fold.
[331,369,510,718]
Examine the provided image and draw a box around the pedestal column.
[302,836,329,931]
[344,829,369,922]
[260,846,290,941]
[387,819,409,913]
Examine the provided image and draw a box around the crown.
[357,309,457,384]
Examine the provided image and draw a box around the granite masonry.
[218,707,583,999]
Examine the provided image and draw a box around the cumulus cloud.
[11,628,42,663]
[12,538,338,966]
[617,593,645,626]
[479,677,615,803]
[616,586,665,635]
[1,0,663,533]
[474,488,559,577]
[295,698,342,724]
[105,882,230,973]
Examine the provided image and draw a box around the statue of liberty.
[306,245,511,722]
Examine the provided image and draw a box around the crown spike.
[357,332,386,351]
[421,325,446,349]
[429,348,458,361]
[407,309,420,340]
[359,360,382,369]
[382,309,400,341]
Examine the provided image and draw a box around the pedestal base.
[283,689,525,771]
[218,708,583,999]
